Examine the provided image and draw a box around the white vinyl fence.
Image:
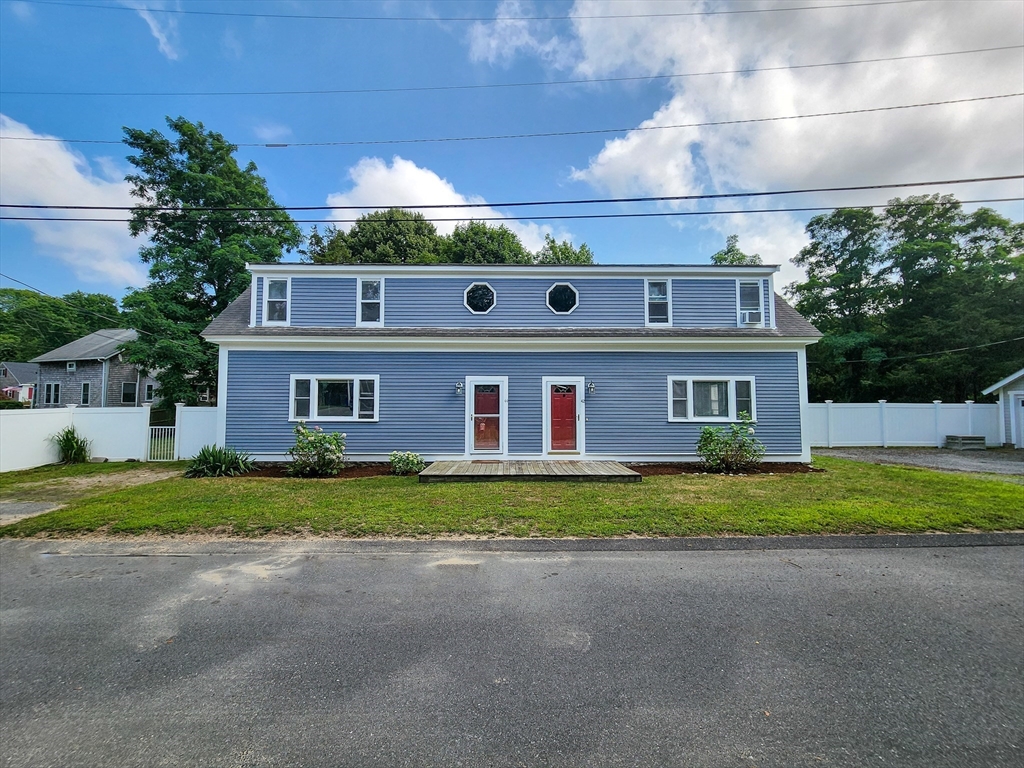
[0,404,219,473]
[808,400,1001,448]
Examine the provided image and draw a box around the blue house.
[202,263,821,463]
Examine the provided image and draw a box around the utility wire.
[8,0,932,22]
[6,44,1018,97]
[0,271,149,345]
[4,198,1019,224]
[4,176,1021,212]
[2,93,1020,148]
[808,335,1024,364]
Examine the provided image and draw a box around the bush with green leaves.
[0,400,28,410]
[50,425,91,464]
[185,445,254,478]
[695,413,766,473]
[287,423,347,478]
[389,451,426,475]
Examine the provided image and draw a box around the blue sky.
[1,0,1022,300]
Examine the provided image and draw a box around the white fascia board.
[207,335,816,353]
[247,263,781,280]
[243,452,810,463]
[982,367,1024,395]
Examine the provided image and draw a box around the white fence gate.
[808,400,1001,448]
[149,427,176,461]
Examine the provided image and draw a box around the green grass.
[0,457,1020,538]
[0,461,189,503]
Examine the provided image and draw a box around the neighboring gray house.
[29,329,159,409]
[203,263,821,462]
[0,362,38,404]
[982,367,1024,448]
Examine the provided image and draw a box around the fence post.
[824,400,834,448]
[174,402,184,460]
[142,404,152,461]
[934,400,943,447]
[878,400,888,448]
[965,400,974,435]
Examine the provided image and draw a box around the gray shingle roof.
[0,362,39,384]
[204,287,820,340]
[30,329,138,363]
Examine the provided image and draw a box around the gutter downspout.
[101,358,109,407]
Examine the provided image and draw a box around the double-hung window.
[81,382,90,406]
[44,382,60,405]
[357,278,384,325]
[145,383,155,402]
[667,377,756,422]
[122,382,137,404]
[264,278,290,325]
[645,280,671,326]
[738,281,763,326]
[290,375,379,422]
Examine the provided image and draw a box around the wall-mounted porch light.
[455,381,464,396]
[587,381,596,395]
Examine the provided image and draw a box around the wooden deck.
[418,460,641,483]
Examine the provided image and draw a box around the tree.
[0,289,121,362]
[343,209,443,264]
[119,117,302,405]
[441,221,532,264]
[711,234,762,265]
[300,224,351,264]
[534,234,595,265]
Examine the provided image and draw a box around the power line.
[808,335,1024,364]
[0,271,146,344]
[6,44,1019,97]
[4,175,1020,212]
[3,197,1019,225]
[2,93,1020,148]
[8,0,932,22]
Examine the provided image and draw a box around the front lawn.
[0,456,1020,538]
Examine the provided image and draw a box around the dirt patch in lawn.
[624,462,821,477]
[2,469,182,503]
[246,462,396,479]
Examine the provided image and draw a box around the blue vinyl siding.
[384,277,645,327]
[290,278,356,327]
[225,350,802,456]
[254,277,263,325]
[763,280,772,327]
[672,280,738,327]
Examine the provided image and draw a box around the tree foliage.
[441,221,533,264]
[787,196,1024,402]
[119,117,301,404]
[711,234,762,265]
[534,234,595,265]
[0,289,121,362]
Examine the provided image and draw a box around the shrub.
[50,425,91,464]
[695,412,766,473]
[287,423,347,478]
[389,451,426,475]
[185,445,254,478]
[0,400,27,410]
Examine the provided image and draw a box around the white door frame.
[1012,393,1024,448]
[541,376,586,456]
[464,376,509,457]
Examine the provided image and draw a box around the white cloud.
[0,115,146,287]
[478,0,1024,275]
[8,1,33,21]
[253,123,292,143]
[221,28,243,60]
[326,155,569,253]
[467,0,578,68]
[121,1,181,60]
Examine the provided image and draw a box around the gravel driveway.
[814,447,1024,477]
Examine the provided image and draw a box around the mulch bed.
[247,463,396,479]
[624,462,822,477]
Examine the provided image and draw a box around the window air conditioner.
[740,310,762,325]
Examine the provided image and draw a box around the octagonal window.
[464,282,496,314]
[546,283,578,314]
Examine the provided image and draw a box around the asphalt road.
[1,540,1022,767]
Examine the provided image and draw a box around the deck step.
[418,460,641,483]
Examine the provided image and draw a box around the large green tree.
[120,117,302,405]
[711,234,762,265]
[0,289,121,362]
[534,234,595,265]
[343,209,443,264]
[441,221,532,264]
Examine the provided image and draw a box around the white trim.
[982,367,1024,396]
[262,277,291,327]
[464,375,509,456]
[797,346,811,462]
[767,273,777,329]
[43,382,60,405]
[80,381,90,406]
[644,278,672,327]
[541,376,586,455]
[206,336,818,353]
[144,382,155,402]
[289,374,380,422]
[545,282,579,315]
[244,451,809,464]
[356,277,385,327]
[66,361,76,372]
[666,375,756,422]
[463,281,497,315]
[249,263,781,279]
[1012,393,1024,449]
[249,276,258,327]
[121,380,138,405]
[736,279,765,328]
[216,346,228,447]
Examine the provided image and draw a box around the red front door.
[550,385,577,451]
